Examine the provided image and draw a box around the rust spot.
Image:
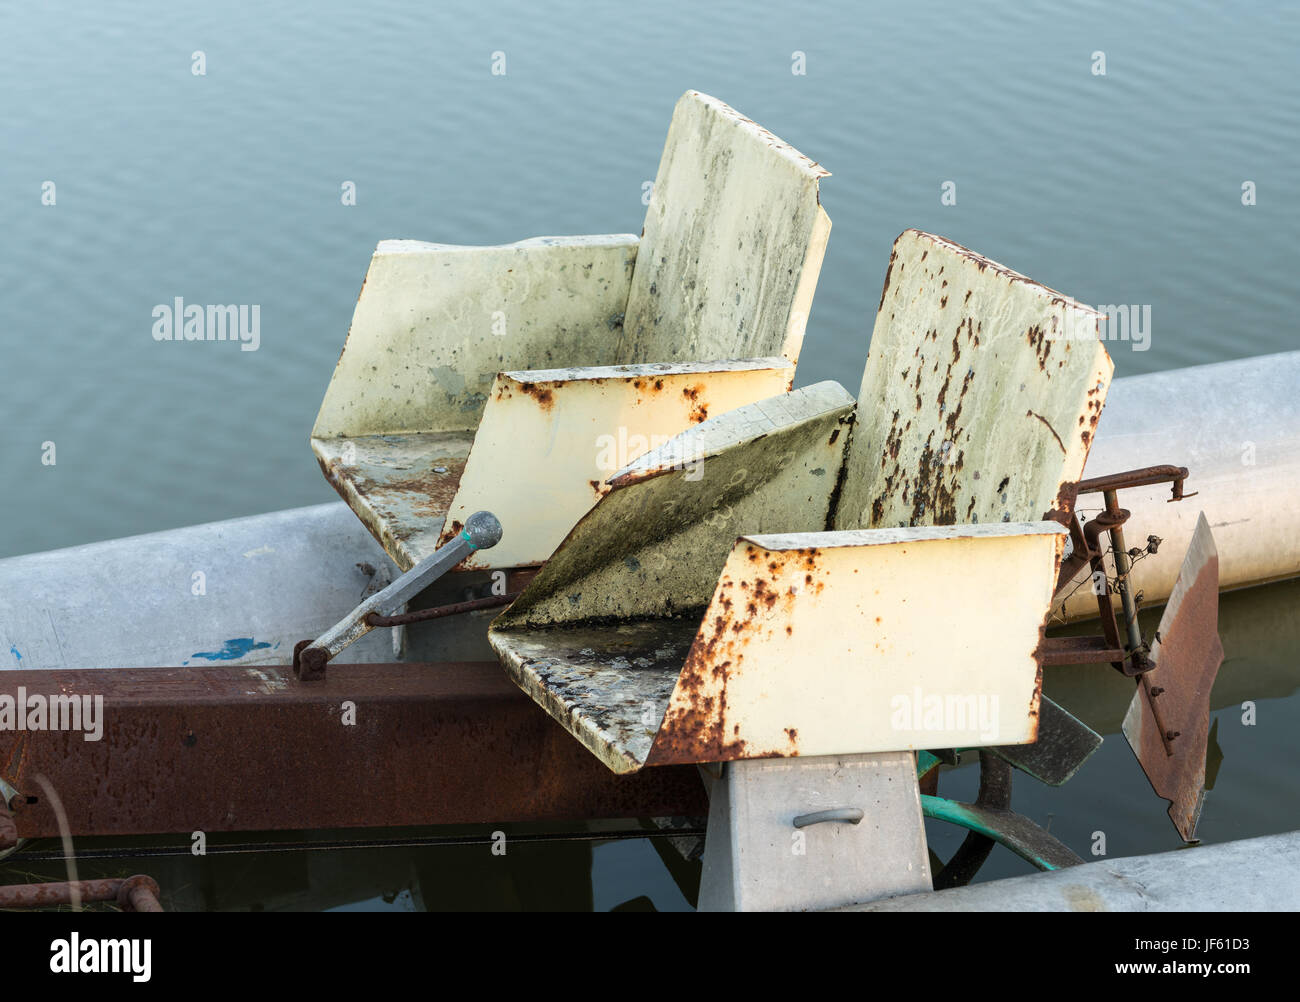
[877,248,898,313]
[1026,324,1052,371]
[1027,410,1066,454]
[516,381,554,410]
[683,383,708,422]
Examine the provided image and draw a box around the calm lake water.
[2,1,1297,908]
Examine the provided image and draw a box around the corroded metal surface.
[314,432,472,570]
[1122,512,1224,841]
[836,229,1114,531]
[310,234,635,569]
[490,232,1125,774]
[312,235,638,442]
[497,520,1065,772]
[314,92,834,573]
[490,383,854,771]
[438,359,793,569]
[0,663,706,838]
[495,620,699,774]
[494,381,855,630]
[645,523,1066,767]
[619,91,831,367]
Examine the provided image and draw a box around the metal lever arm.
[293,511,502,680]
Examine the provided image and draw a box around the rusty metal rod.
[1103,491,1145,656]
[1076,465,1190,498]
[0,875,161,911]
[118,875,163,912]
[365,592,518,628]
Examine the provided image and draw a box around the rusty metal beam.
[0,662,706,839]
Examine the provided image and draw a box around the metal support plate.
[698,752,931,911]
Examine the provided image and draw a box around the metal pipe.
[1062,350,1300,619]
[0,875,161,911]
[1102,490,1145,654]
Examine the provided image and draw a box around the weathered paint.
[494,518,1065,772]
[314,431,473,570]
[438,359,794,569]
[645,523,1067,767]
[313,93,833,572]
[493,381,854,630]
[1122,512,1224,841]
[919,795,1084,871]
[489,382,855,772]
[619,91,831,368]
[312,234,638,441]
[836,229,1114,532]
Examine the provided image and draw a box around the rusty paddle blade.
[1122,512,1224,842]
